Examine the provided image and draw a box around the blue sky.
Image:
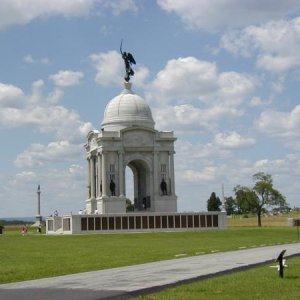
[1,0,300,217]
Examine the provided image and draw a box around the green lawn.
[140,256,300,300]
[0,226,299,284]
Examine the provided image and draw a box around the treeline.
[207,172,291,227]
[0,220,33,226]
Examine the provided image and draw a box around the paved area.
[0,243,299,299]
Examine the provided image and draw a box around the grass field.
[1,213,299,284]
[140,256,300,300]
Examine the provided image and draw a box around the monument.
[32,185,42,227]
[46,45,226,234]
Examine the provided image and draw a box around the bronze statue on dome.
[120,40,136,82]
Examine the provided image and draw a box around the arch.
[126,158,152,211]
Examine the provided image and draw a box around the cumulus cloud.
[0,105,93,141]
[180,167,217,182]
[256,105,300,139]
[0,0,140,30]
[4,164,87,216]
[154,104,243,133]
[23,54,50,65]
[0,81,93,141]
[221,17,300,73]
[147,56,256,106]
[157,0,300,31]
[217,72,256,106]
[214,131,256,149]
[90,51,123,86]
[0,83,25,108]
[13,171,37,183]
[249,96,271,107]
[0,0,94,29]
[103,0,138,15]
[14,141,83,168]
[49,70,84,87]
[150,57,217,102]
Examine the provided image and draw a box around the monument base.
[97,196,127,214]
[31,215,43,227]
[152,195,177,212]
[46,211,227,234]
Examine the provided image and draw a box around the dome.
[101,82,155,131]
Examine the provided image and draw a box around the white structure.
[85,82,177,214]
[32,185,42,227]
[46,81,227,234]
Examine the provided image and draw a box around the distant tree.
[207,192,222,211]
[126,199,134,212]
[225,196,236,215]
[234,186,257,214]
[234,172,288,227]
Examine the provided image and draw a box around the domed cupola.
[101,82,155,131]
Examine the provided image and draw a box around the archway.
[126,159,151,211]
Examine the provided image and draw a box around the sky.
[1,0,300,218]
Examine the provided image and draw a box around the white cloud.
[249,96,271,107]
[217,72,256,106]
[14,141,83,168]
[214,131,256,149]
[147,57,256,106]
[23,55,34,64]
[180,167,216,182]
[133,66,150,88]
[257,105,300,139]
[256,105,300,151]
[150,57,218,102]
[12,171,37,184]
[103,0,138,16]
[154,104,243,133]
[69,164,84,177]
[157,0,300,31]
[46,88,65,104]
[90,51,123,86]
[0,0,95,29]
[23,54,50,65]
[0,81,93,141]
[0,0,141,30]
[0,83,25,108]
[3,165,87,217]
[221,17,300,73]
[49,70,84,87]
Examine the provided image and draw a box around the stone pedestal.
[97,196,127,214]
[152,195,177,212]
[32,215,42,227]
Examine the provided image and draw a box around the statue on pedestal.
[120,40,136,82]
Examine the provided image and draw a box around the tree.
[207,192,222,211]
[234,185,257,214]
[126,199,134,212]
[225,196,236,215]
[234,172,288,227]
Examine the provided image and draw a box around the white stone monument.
[32,184,42,227]
[46,45,227,234]
[85,81,177,214]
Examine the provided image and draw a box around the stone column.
[153,151,159,196]
[101,151,107,196]
[118,151,124,196]
[37,185,41,217]
[97,151,102,197]
[169,151,175,196]
[90,155,96,198]
[87,156,91,198]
